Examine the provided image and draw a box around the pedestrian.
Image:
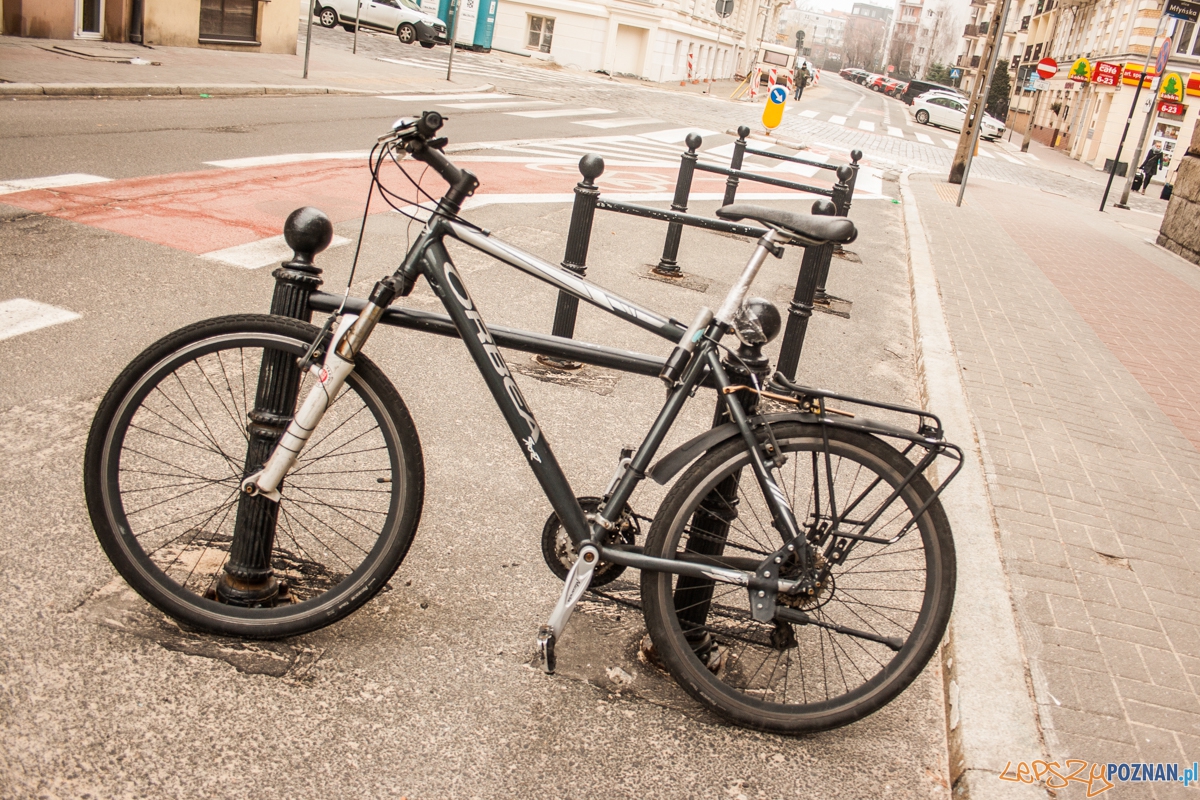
[1139,144,1164,194]
[793,62,811,101]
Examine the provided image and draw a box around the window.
[528,15,554,52]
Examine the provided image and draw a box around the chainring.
[540,497,638,588]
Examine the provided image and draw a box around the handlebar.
[384,110,479,212]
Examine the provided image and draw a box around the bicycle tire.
[84,314,424,638]
[640,422,954,734]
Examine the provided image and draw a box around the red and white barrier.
[767,67,778,93]
[748,65,761,99]
[682,51,694,86]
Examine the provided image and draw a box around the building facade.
[778,7,846,71]
[844,2,891,71]
[1,0,298,53]
[489,0,790,81]
[957,0,1027,96]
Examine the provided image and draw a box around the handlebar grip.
[417,111,444,138]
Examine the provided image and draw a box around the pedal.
[536,625,556,674]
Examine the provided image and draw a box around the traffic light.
[795,29,805,50]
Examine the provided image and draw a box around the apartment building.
[957,0,1028,96]
[960,0,1196,176]
[1,0,298,52]
[844,2,891,71]
[491,0,791,81]
[779,7,846,70]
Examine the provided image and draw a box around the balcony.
[979,20,990,33]
[1020,15,1030,30]
[964,23,979,36]
[970,55,981,67]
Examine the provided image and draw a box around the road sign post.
[1104,8,1168,210]
[706,0,733,94]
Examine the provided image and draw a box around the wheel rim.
[651,431,945,720]
[320,9,336,25]
[100,331,405,624]
[398,24,415,42]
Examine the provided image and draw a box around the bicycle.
[84,110,961,734]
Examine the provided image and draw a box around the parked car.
[899,79,964,105]
[315,0,447,47]
[883,78,906,97]
[868,74,888,91]
[909,93,1005,140]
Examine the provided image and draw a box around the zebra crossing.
[377,92,657,129]
[791,107,1031,163]
[472,127,724,166]
[377,51,612,87]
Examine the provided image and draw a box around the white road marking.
[0,174,111,195]
[205,152,369,168]
[376,92,509,101]
[858,120,876,132]
[1019,152,1039,160]
[996,151,1022,164]
[799,109,819,118]
[915,132,934,144]
[943,139,958,149]
[506,107,615,118]
[888,126,903,137]
[434,100,557,110]
[828,115,847,125]
[573,117,661,129]
[0,299,80,341]
[200,234,351,270]
[637,127,719,143]
[976,148,995,158]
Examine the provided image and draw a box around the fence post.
[653,132,703,278]
[722,125,750,207]
[537,154,605,370]
[843,149,863,217]
[816,165,853,303]
[216,207,332,605]
[775,199,835,382]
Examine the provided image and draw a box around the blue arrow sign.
[770,86,787,104]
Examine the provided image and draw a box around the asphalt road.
[0,65,955,798]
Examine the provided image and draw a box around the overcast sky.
[796,0,969,18]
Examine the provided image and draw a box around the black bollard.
[673,301,779,663]
[537,154,605,370]
[653,132,703,277]
[722,126,751,207]
[816,166,853,303]
[843,149,863,218]
[776,199,836,382]
[217,207,333,606]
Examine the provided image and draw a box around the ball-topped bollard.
[579,153,605,184]
[654,134,703,277]
[850,149,863,165]
[283,207,334,268]
[812,199,837,216]
[685,132,703,153]
[737,125,751,140]
[835,164,854,185]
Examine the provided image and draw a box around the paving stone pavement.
[911,172,1200,797]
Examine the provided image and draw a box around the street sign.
[1166,0,1200,22]
[1025,78,1049,91]
[1157,38,1172,75]
[1069,57,1091,82]
[762,85,788,130]
[715,0,734,17]
[1036,58,1059,79]
[1161,71,1184,99]
[887,64,895,73]
[950,68,961,79]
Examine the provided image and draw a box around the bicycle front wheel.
[84,314,424,638]
[640,422,954,734]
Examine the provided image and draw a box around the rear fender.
[648,412,817,485]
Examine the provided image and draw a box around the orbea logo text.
[999,760,1199,796]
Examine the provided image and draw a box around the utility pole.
[950,0,1013,186]
[1021,8,1065,151]
[1115,10,1170,207]
[1101,5,1167,210]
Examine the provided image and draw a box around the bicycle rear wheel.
[84,314,424,638]
[640,422,954,734]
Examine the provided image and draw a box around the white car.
[316,0,447,47]
[910,93,1005,140]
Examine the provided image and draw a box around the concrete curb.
[0,82,494,99]
[898,170,1049,800]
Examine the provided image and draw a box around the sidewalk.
[908,171,1200,797]
[0,30,478,95]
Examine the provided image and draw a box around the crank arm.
[537,543,599,674]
